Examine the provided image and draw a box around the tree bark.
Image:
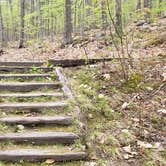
[0,4,5,47]
[101,0,107,30]
[115,0,122,34]
[37,0,42,39]
[63,0,72,45]
[18,0,25,48]
[144,0,150,19]
[136,0,141,10]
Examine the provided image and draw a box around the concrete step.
[0,116,72,125]
[0,149,87,162]
[0,131,79,144]
[0,82,62,92]
[0,73,52,79]
[0,101,67,110]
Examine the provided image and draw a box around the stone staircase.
[0,62,87,163]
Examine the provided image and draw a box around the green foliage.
[123,72,144,92]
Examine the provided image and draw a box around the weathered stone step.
[0,92,64,98]
[0,82,61,92]
[0,73,52,79]
[0,66,53,72]
[0,116,72,125]
[0,132,79,144]
[0,101,67,110]
[0,149,87,162]
[0,61,43,67]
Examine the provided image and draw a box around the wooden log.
[0,74,51,79]
[0,61,43,67]
[0,116,72,125]
[0,82,62,92]
[0,149,87,162]
[0,66,53,72]
[49,58,114,67]
[0,92,65,98]
[0,101,67,110]
[0,132,79,144]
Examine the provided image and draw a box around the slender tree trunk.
[37,0,42,39]
[18,0,25,48]
[0,4,5,47]
[30,0,35,26]
[79,1,85,36]
[144,0,150,19]
[136,0,141,10]
[73,2,77,34]
[115,0,122,34]
[63,0,72,44]
[8,0,15,41]
[101,0,107,31]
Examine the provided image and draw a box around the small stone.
[132,118,139,122]
[17,125,24,131]
[88,114,93,119]
[45,159,55,164]
[146,87,153,91]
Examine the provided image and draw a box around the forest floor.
[0,18,165,166]
[0,18,165,62]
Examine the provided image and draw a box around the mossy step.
[0,74,52,79]
[0,82,62,92]
[0,61,43,67]
[0,131,79,144]
[0,66,53,73]
[0,149,87,162]
[0,101,67,110]
[0,116,72,125]
[0,92,65,98]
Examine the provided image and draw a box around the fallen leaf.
[103,74,111,80]
[98,93,105,99]
[157,109,166,114]
[137,140,153,148]
[123,145,131,153]
[121,102,129,110]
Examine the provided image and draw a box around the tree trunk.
[136,0,141,10]
[101,0,107,31]
[18,0,25,48]
[37,0,42,39]
[115,0,122,34]
[63,0,72,44]
[144,0,150,19]
[30,0,35,26]
[0,4,5,47]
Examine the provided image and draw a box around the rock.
[17,124,25,131]
[136,20,146,26]
[45,159,55,164]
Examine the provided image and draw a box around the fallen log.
[49,58,114,67]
